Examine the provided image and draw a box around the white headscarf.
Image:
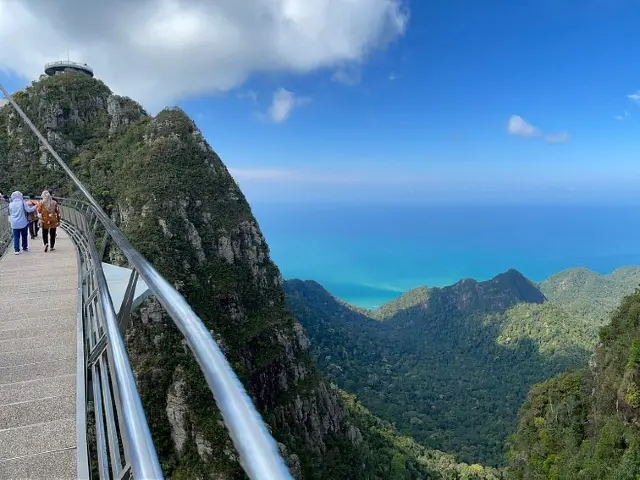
[41,190,55,213]
[10,191,23,202]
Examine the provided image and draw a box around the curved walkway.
[0,229,78,479]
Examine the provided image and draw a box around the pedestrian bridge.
[0,87,293,479]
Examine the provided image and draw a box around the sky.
[1,0,640,204]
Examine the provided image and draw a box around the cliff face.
[0,74,362,478]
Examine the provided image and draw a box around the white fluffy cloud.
[507,115,569,144]
[267,88,310,123]
[0,0,408,111]
[507,115,539,137]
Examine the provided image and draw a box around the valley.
[285,267,640,467]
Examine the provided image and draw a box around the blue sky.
[2,0,640,204]
[184,0,640,204]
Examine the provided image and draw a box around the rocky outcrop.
[166,370,189,454]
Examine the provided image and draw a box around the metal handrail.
[0,83,293,479]
[57,197,153,479]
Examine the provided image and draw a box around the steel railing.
[0,84,293,480]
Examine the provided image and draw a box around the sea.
[250,203,640,309]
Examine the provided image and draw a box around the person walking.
[27,194,39,239]
[37,190,61,252]
[8,191,37,255]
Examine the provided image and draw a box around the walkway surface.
[0,229,78,479]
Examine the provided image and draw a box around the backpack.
[40,203,60,229]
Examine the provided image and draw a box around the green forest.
[285,267,640,467]
[507,287,640,478]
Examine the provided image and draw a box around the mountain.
[0,73,504,479]
[284,267,640,466]
[495,267,640,365]
[507,288,640,479]
[540,266,640,322]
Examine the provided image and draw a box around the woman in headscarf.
[8,191,37,255]
[26,194,39,239]
[37,190,61,252]
[38,190,60,252]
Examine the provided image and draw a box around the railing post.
[117,270,139,333]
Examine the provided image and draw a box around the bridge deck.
[0,229,78,479]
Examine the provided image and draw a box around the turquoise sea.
[251,203,640,309]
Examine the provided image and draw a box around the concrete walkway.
[0,229,78,479]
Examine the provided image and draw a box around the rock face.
[0,74,365,478]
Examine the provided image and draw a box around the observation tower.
[44,60,94,78]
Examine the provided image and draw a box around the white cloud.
[230,168,359,183]
[331,65,362,86]
[507,115,539,137]
[388,72,398,81]
[0,0,408,111]
[615,111,630,120]
[230,167,446,186]
[507,114,570,143]
[230,168,298,181]
[0,98,6,107]
[628,91,640,105]
[237,90,258,106]
[267,88,310,123]
[544,132,570,144]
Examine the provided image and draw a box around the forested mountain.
[507,288,640,479]
[540,266,640,322]
[284,267,640,467]
[0,73,504,479]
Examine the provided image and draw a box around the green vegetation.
[507,288,640,479]
[285,267,640,467]
[365,286,431,320]
[341,390,505,479]
[540,266,640,321]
